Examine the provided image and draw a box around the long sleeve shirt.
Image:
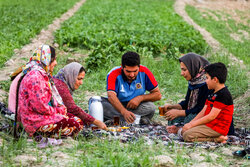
[179,84,210,116]
[53,78,95,125]
[18,70,66,136]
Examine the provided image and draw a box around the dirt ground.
[0,0,249,125]
[0,0,249,166]
[175,0,250,128]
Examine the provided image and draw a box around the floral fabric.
[37,113,83,138]
[23,45,51,74]
[18,69,66,136]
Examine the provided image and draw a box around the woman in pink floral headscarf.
[18,45,83,137]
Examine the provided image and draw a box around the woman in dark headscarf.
[165,53,235,135]
[54,62,107,130]
[165,53,210,128]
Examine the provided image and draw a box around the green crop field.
[0,0,249,166]
[55,0,209,71]
[186,5,250,66]
[0,0,79,67]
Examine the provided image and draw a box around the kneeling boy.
[182,62,233,143]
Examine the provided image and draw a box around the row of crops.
[0,0,79,67]
[54,0,209,71]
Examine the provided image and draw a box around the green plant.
[0,0,79,67]
[55,0,208,71]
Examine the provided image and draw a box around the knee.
[144,102,156,112]
[183,130,193,142]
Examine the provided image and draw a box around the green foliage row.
[186,5,250,65]
[55,0,209,71]
[0,0,79,67]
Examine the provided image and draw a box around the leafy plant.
[0,0,79,67]
[55,0,209,71]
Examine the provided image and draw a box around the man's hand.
[121,110,135,123]
[93,119,108,130]
[165,109,180,121]
[126,96,143,109]
[182,122,193,134]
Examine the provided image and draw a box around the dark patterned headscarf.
[179,53,210,110]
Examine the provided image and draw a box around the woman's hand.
[93,119,108,130]
[163,104,173,112]
[165,109,180,120]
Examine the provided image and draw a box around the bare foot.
[166,125,180,134]
[217,135,228,143]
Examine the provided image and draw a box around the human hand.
[165,109,179,121]
[126,96,143,109]
[93,119,108,130]
[182,123,193,134]
[164,104,172,112]
[122,110,135,123]
[166,125,179,134]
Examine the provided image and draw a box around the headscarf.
[22,45,52,75]
[179,53,210,110]
[22,44,63,105]
[179,53,210,85]
[54,62,83,95]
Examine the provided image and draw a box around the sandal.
[233,150,246,157]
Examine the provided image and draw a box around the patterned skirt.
[37,113,83,138]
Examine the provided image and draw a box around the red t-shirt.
[205,87,234,136]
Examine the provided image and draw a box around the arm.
[189,105,207,123]
[164,87,190,120]
[178,87,191,110]
[108,91,135,123]
[182,106,221,133]
[54,79,95,125]
[127,87,161,109]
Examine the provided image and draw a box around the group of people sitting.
[7,44,234,144]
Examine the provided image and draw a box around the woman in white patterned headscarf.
[17,45,83,137]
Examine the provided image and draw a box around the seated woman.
[53,62,107,130]
[18,45,83,138]
[165,53,234,135]
[165,53,210,133]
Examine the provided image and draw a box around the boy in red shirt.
[182,62,233,143]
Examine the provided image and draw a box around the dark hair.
[79,66,86,74]
[205,62,227,84]
[49,46,56,63]
[122,51,140,67]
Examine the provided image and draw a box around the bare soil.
[0,0,249,166]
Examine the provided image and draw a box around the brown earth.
[0,0,249,166]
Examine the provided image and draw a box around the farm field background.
[0,0,249,166]
[0,0,79,67]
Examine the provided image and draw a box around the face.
[74,71,85,90]
[122,65,139,82]
[205,73,215,90]
[49,58,57,73]
[180,62,191,81]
